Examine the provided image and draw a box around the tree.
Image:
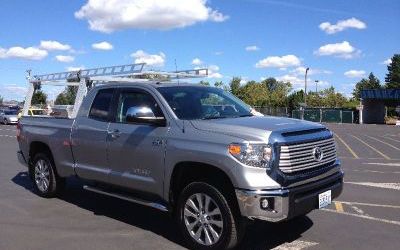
[321,87,347,108]
[261,77,278,92]
[385,54,400,89]
[352,72,381,100]
[229,77,242,96]
[199,80,210,86]
[0,95,3,105]
[55,86,78,105]
[269,81,292,107]
[31,90,47,105]
[288,90,304,110]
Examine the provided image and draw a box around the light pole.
[315,80,319,93]
[304,67,309,106]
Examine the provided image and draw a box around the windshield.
[4,110,18,115]
[157,86,253,120]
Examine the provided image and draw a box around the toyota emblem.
[312,147,323,162]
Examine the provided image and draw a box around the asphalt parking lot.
[0,123,399,250]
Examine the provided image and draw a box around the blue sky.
[0,0,399,101]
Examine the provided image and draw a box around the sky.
[0,0,399,101]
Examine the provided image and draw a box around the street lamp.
[315,80,319,93]
[304,67,309,106]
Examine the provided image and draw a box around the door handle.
[108,129,121,139]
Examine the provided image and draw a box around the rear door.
[71,88,115,182]
[106,88,168,197]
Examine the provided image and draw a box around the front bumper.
[235,170,344,222]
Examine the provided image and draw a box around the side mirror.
[125,106,166,126]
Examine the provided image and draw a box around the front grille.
[279,137,337,174]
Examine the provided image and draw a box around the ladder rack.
[23,63,208,118]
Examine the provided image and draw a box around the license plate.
[318,190,332,209]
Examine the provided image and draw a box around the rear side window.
[89,89,114,121]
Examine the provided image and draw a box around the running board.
[83,185,168,212]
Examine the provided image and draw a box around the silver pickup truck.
[17,81,343,249]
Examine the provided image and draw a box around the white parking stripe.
[364,162,400,167]
[322,208,400,226]
[0,135,16,138]
[272,240,318,250]
[351,169,400,174]
[344,181,400,190]
[335,201,400,209]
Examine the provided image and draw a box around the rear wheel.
[30,153,65,198]
[177,182,244,249]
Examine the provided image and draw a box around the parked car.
[1,109,19,125]
[18,108,46,119]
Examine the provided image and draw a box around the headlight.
[229,143,272,168]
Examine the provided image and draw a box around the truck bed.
[18,116,76,177]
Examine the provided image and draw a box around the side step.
[83,185,169,212]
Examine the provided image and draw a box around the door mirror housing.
[125,106,166,126]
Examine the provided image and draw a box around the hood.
[190,116,325,142]
[5,115,18,120]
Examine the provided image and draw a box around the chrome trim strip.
[83,185,168,212]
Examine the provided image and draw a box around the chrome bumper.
[236,170,344,222]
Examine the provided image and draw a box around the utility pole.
[304,67,309,106]
[315,80,319,93]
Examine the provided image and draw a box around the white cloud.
[40,40,71,51]
[207,64,223,79]
[276,74,305,88]
[191,58,203,66]
[55,55,75,63]
[0,84,28,100]
[291,66,332,76]
[92,41,113,50]
[382,58,392,65]
[255,55,301,68]
[131,50,166,67]
[319,17,366,34]
[214,51,223,56]
[344,70,366,78]
[75,0,229,33]
[66,66,85,71]
[314,41,360,59]
[0,46,48,60]
[245,45,260,51]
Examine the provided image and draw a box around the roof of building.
[361,89,400,100]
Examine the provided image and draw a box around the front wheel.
[177,182,244,250]
[3,118,8,125]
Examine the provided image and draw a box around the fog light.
[260,197,274,210]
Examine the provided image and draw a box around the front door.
[107,89,167,197]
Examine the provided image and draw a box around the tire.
[30,152,65,198]
[3,119,8,125]
[176,182,244,250]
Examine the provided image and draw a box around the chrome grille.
[279,137,337,174]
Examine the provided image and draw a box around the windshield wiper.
[201,116,228,120]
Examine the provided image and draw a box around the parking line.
[0,135,16,138]
[334,201,344,212]
[366,135,400,151]
[334,134,359,159]
[336,201,400,209]
[344,181,400,190]
[350,135,390,160]
[384,137,400,143]
[321,208,400,226]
